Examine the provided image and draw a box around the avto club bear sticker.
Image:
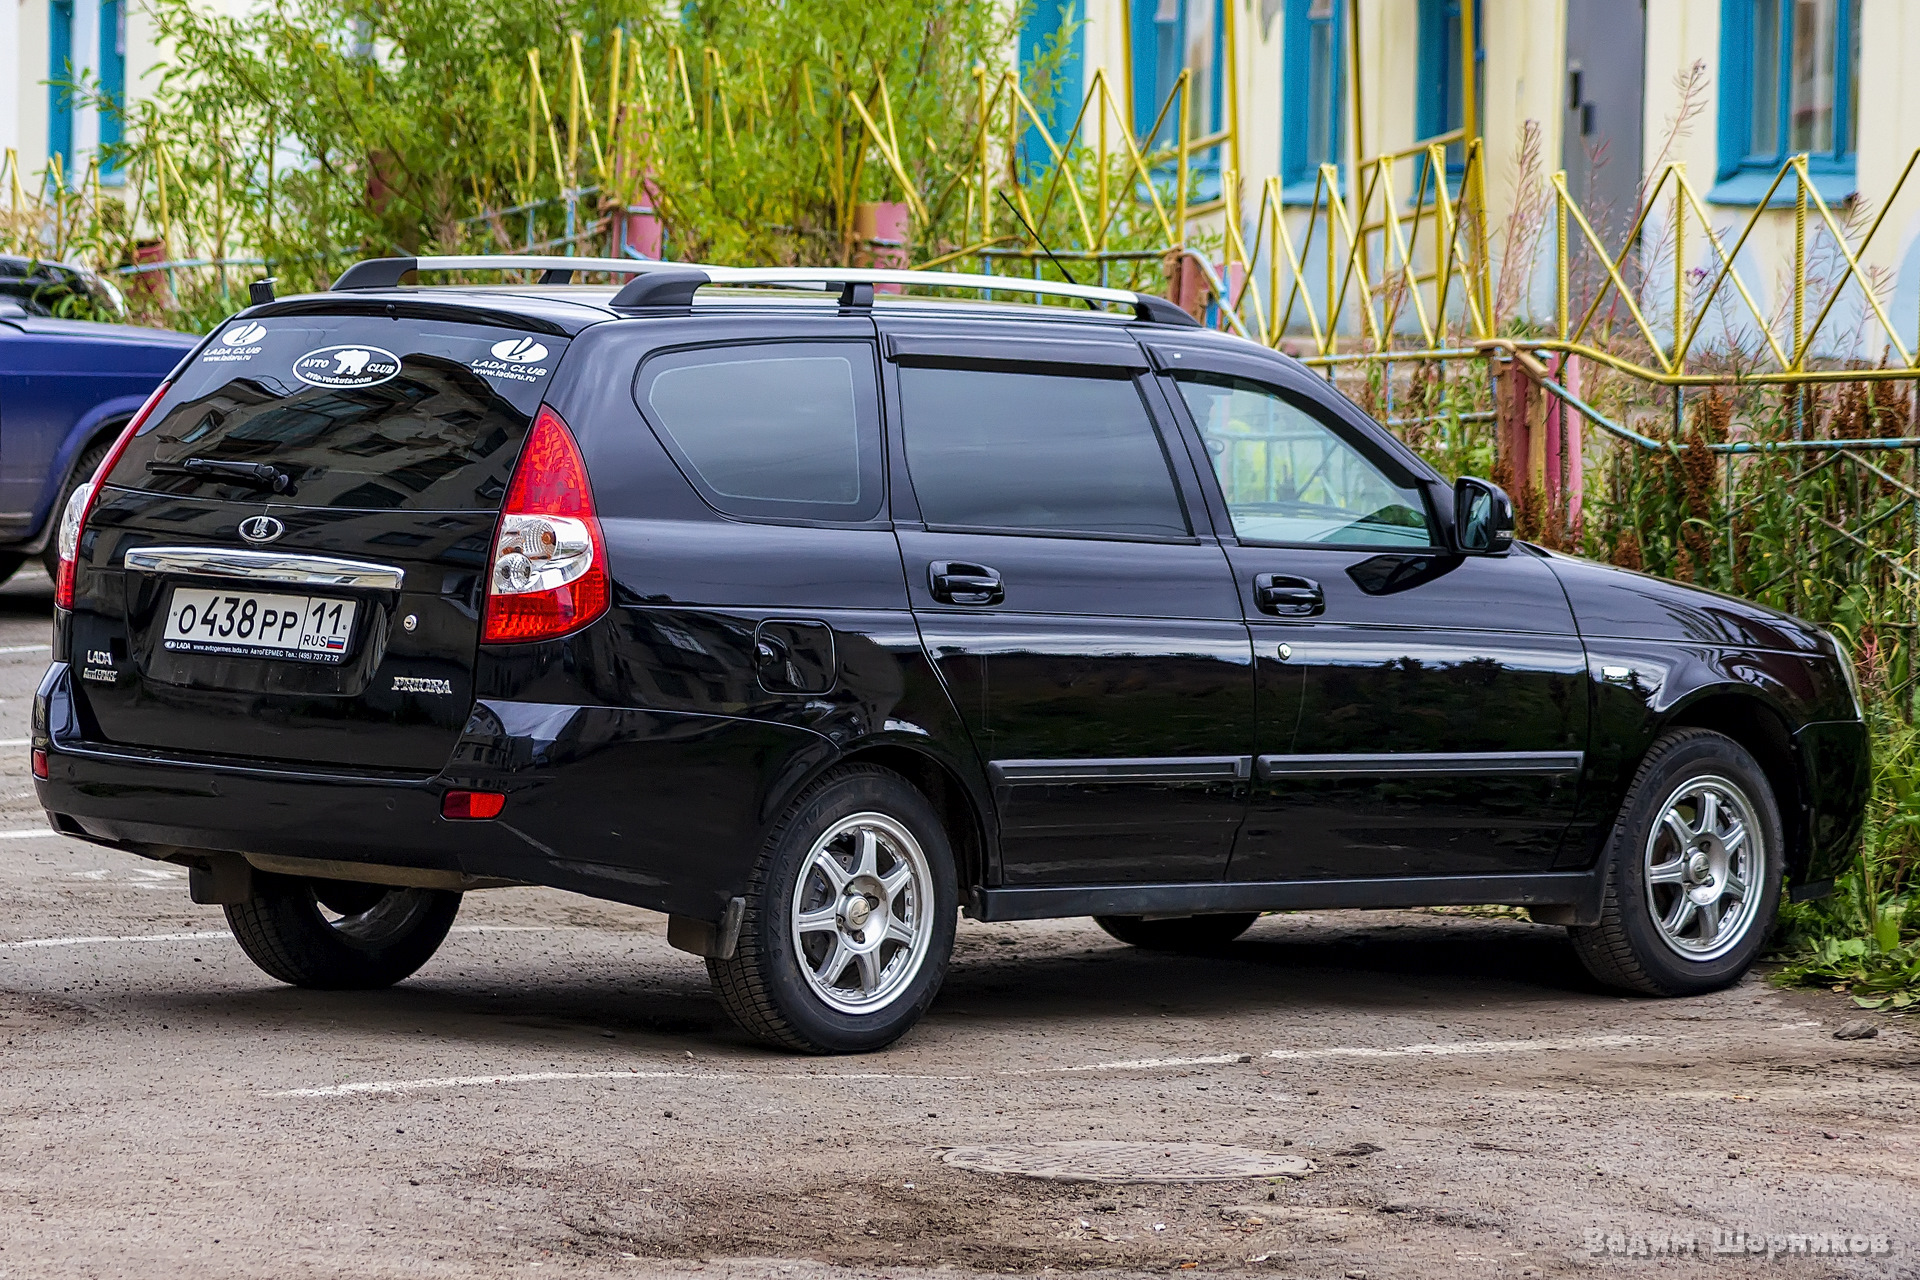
[293,345,402,389]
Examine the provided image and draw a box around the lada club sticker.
[470,335,553,384]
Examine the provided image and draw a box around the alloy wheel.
[789,812,934,1015]
[1643,774,1766,962]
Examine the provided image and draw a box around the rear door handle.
[1253,573,1323,616]
[929,561,1004,606]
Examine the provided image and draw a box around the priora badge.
[238,515,285,544]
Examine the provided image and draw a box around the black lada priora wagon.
[34,255,1866,1052]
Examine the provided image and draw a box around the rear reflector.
[31,748,47,780]
[442,790,505,820]
[57,380,170,610]
[481,405,609,644]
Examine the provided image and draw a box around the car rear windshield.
[104,315,570,510]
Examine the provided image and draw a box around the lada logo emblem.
[490,337,550,364]
[238,515,285,544]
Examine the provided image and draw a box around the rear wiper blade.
[147,457,293,493]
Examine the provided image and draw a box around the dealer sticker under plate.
[162,587,358,664]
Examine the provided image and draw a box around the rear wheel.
[707,766,957,1054]
[1570,728,1783,996]
[225,875,461,989]
[1094,912,1260,951]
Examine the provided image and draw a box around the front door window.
[1175,373,1434,547]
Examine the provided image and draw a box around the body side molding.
[973,870,1603,924]
[989,756,1253,785]
[1256,751,1584,779]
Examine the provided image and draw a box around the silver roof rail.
[328,254,1200,327]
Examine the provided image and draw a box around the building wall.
[1035,0,1920,353]
[5,0,194,198]
[1637,0,1920,354]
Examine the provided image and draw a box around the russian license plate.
[162,587,359,664]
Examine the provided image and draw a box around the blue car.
[0,260,198,582]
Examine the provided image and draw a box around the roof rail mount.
[331,255,671,291]
[329,253,1203,327]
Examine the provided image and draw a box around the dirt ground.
[0,568,1914,1280]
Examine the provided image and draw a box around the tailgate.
[64,311,569,772]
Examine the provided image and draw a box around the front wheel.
[707,766,957,1053]
[1570,728,1784,996]
[225,875,461,989]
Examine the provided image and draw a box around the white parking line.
[1012,1054,1250,1074]
[0,738,30,746]
[0,923,572,949]
[268,1069,730,1098]
[2,930,232,949]
[0,644,50,655]
[0,829,58,839]
[1266,1033,1654,1060]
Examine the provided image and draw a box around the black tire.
[0,553,25,587]
[707,765,958,1054]
[224,874,461,989]
[1569,728,1784,996]
[42,438,112,580]
[1094,912,1260,951]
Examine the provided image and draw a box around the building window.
[1415,0,1484,182]
[99,0,127,181]
[1281,0,1343,199]
[49,0,75,176]
[1019,0,1085,170]
[1716,0,1860,205]
[1130,0,1225,154]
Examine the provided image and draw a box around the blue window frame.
[1019,0,1086,170]
[48,0,75,176]
[99,0,127,181]
[1415,0,1483,184]
[1129,0,1226,196]
[1715,0,1860,205]
[1281,0,1343,200]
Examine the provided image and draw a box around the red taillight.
[56,380,170,610]
[31,748,48,780]
[442,790,506,820]
[481,405,609,644]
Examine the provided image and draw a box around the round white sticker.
[292,344,403,389]
[222,322,268,346]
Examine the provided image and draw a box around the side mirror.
[1453,476,1514,554]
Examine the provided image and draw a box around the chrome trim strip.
[990,756,1252,785]
[122,546,405,590]
[1256,751,1584,779]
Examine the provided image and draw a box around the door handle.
[929,561,1004,606]
[1253,573,1323,616]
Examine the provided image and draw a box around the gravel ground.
[0,567,1914,1279]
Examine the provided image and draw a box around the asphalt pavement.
[0,566,1914,1279]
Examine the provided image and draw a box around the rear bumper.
[31,662,834,921]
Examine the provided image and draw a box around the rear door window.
[895,366,1190,539]
[635,342,884,523]
[105,315,568,510]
